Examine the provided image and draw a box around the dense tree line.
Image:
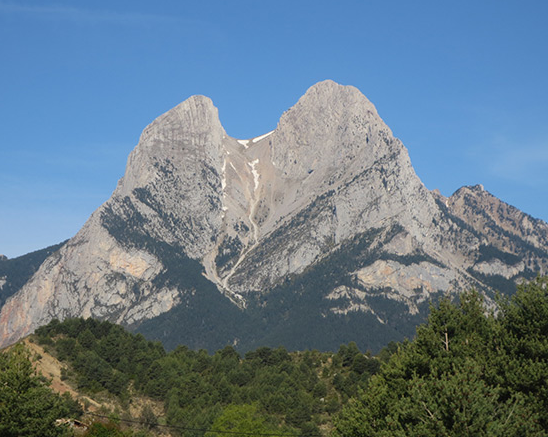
[34,318,384,435]
[0,344,81,436]
[334,276,548,436]
[4,276,548,435]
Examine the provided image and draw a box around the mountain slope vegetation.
[334,276,548,436]
[2,277,547,435]
[31,318,385,435]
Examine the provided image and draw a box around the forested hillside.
[29,317,388,435]
[2,277,548,436]
[334,276,548,436]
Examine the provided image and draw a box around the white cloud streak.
[0,2,182,26]
[471,135,548,186]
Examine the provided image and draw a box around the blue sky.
[1,1,547,258]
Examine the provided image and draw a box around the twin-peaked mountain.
[1,80,547,351]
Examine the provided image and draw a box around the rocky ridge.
[1,80,547,351]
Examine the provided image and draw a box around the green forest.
[1,277,548,436]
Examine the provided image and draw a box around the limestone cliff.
[1,81,546,351]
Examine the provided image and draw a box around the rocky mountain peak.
[1,81,547,352]
[269,80,400,203]
[447,184,548,253]
[117,94,224,198]
[451,184,485,198]
[286,79,377,114]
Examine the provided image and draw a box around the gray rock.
[1,80,547,349]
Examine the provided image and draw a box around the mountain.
[1,80,547,352]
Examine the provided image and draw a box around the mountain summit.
[1,81,546,351]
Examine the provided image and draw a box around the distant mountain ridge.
[1,80,546,351]
[0,242,66,308]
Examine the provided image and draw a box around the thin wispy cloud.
[0,2,182,26]
[491,147,548,184]
[471,135,548,186]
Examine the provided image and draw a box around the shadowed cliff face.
[1,80,547,350]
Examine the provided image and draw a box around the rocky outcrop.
[429,185,548,284]
[1,81,547,350]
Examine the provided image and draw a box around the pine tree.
[0,344,81,436]
[333,289,544,436]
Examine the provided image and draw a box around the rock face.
[1,80,547,351]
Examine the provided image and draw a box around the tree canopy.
[0,344,81,437]
[33,316,385,435]
[334,277,548,436]
[5,277,548,436]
